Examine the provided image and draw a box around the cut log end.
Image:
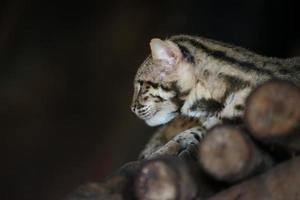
[134,157,199,200]
[199,125,274,182]
[199,126,250,179]
[245,80,300,138]
[134,160,178,200]
[199,126,251,180]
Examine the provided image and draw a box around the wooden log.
[134,156,216,200]
[207,156,300,200]
[245,80,300,153]
[198,125,274,182]
[66,161,140,200]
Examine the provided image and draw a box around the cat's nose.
[131,102,137,113]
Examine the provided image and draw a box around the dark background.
[1,0,299,199]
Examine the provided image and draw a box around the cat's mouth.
[137,107,157,121]
[133,104,179,126]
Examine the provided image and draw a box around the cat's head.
[131,38,196,126]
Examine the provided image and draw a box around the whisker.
[138,108,151,115]
[139,105,150,112]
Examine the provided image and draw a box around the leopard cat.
[131,35,300,132]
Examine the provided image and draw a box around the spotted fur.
[131,35,300,128]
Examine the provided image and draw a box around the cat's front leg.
[201,88,253,128]
[148,126,207,159]
[219,88,252,121]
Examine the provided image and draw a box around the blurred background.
[1,0,299,199]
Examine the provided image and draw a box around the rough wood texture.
[198,125,274,182]
[245,80,300,153]
[207,156,300,200]
[134,156,216,200]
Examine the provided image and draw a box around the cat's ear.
[150,38,181,65]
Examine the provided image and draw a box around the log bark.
[134,156,216,200]
[207,156,300,200]
[245,80,300,153]
[198,125,274,182]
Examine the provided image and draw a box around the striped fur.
[131,35,300,128]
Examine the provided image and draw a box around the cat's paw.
[174,126,206,147]
[149,126,206,159]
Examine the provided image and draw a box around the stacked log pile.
[66,80,300,200]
